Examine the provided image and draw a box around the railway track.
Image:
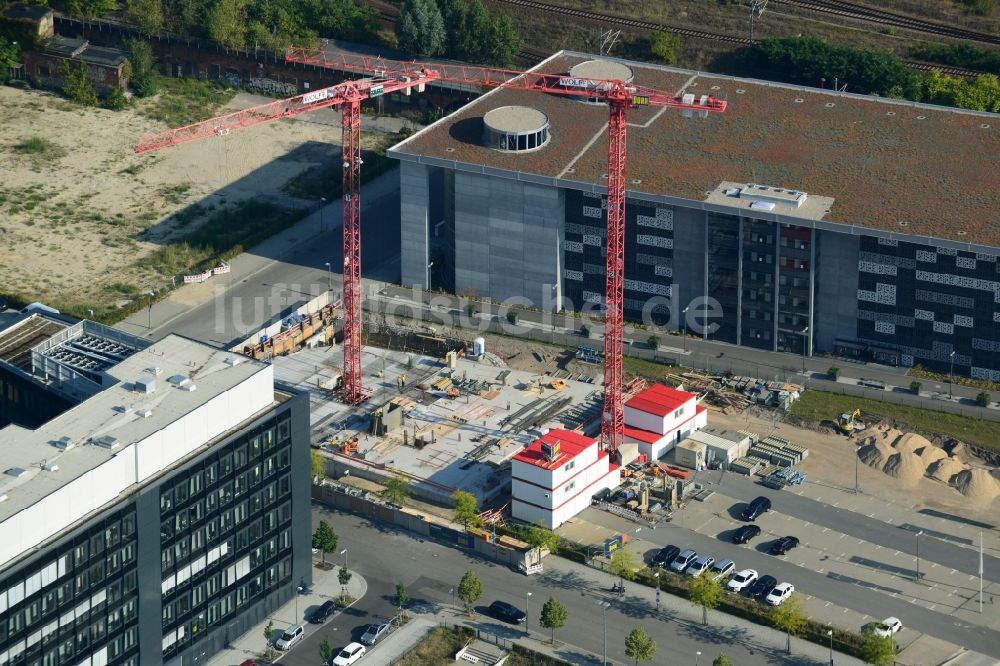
[371,0,988,78]
[776,0,1000,46]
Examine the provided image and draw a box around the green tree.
[649,30,681,64]
[505,309,519,324]
[263,619,275,644]
[59,61,99,106]
[319,636,334,664]
[452,490,482,527]
[66,0,118,19]
[976,391,992,407]
[457,570,483,612]
[393,582,409,613]
[860,627,896,666]
[207,0,248,49]
[0,37,20,73]
[688,573,723,625]
[439,0,468,57]
[311,521,338,564]
[458,0,491,61]
[338,565,352,597]
[102,87,128,110]
[713,655,733,666]
[771,595,806,654]
[624,626,657,665]
[909,380,922,395]
[485,12,520,67]
[381,475,411,506]
[827,366,840,380]
[125,39,158,97]
[124,0,164,33]
[539,596,567,644]
[609,547,638,586]
[526,523,559,555]
[311,450,326,481]
[397,0,446,56]
[647,335,660,349]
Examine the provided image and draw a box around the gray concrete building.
[0,328,310,666]
[389,50,1000,377]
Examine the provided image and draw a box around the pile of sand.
[878,427,905,445]
[928,457,966,484]
[953,468,1000,504]
[859,440,893,468]
[882,451,926,483]
[916,445,948,465]
[894,433,934,453]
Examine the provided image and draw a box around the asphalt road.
[699,472,1000,583]
[303,506,851,666]
[280,575,397,666]
[150,189,400,347]
[579,509,1000,659]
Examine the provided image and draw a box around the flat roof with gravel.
[391,50,1000,249]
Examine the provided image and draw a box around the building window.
[564,481,576,493]
[563,460,575,472]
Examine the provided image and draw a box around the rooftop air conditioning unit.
[53,437,75,451]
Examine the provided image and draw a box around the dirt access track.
[0,86,362,314]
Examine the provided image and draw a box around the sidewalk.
[205,564,368,666]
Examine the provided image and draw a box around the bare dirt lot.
[0,86,360,314]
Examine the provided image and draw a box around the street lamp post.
[915,530,924,581]
[319,197,326,232]
[949,351,956,399]
[526,591,533,637]
[854,444,861,494]
[295,585,303,623]
[596,600,611,666]
[654,572,660,612]
[426,261,434,291]
[340,548,348,571]
[800,326,809,373]
[695,650,701,666]
[324,262,332,293]
[681,306,690,352]
[827,628,833,665]
[146,291,155,329]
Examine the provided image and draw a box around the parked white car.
[765,582,795,606]
[873,617,902,637]
[726,569,758,593]
[332,642,367,666]
[274,624,304,651]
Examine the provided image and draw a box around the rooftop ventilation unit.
[0,494,7,503]
[92,435,121,450]
[167,374,191,387]
[541,439,561,462]
[146,366,163,376]
[136,376,156,393]
[53,437,75,451]
[136,408,152,418]
[42,463,59,472]
[739,183,808,209]
[5,467,28,478]
[224,356,242,367]
[179,383,197,392]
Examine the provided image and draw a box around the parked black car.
[747,576,778,601]
[740,496,772,521]
[749,575,778,600]
[732,524,762,544]
[488,600,527,624]
[770,536,800,555]
[309,600,337,624]
[651,545,681,568]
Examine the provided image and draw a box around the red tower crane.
[136,71,440,404]
[136,53,726,448]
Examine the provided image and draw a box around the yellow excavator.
[838,409,863,434]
